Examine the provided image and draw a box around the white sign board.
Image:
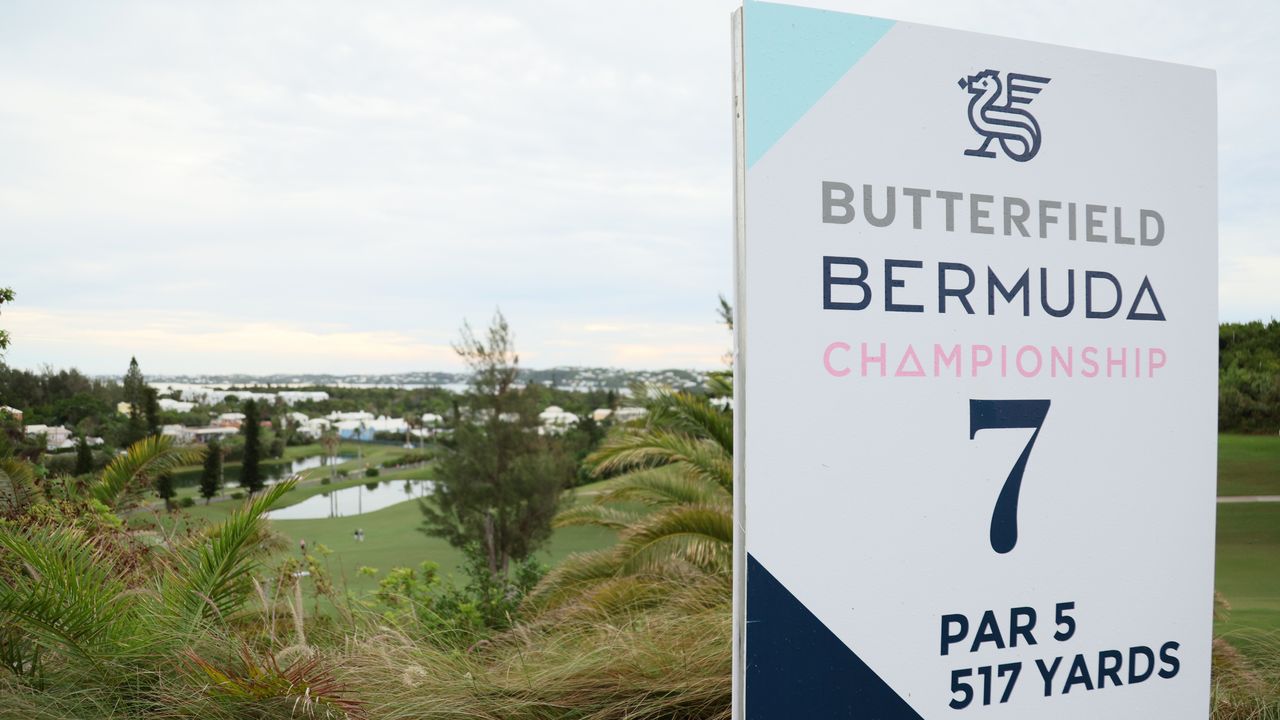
[731,3,1217,718]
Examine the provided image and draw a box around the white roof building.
[278,391,330,404]
[372,416,410,433]
[25,425,94,451]
[613,406,648,423]
[158,398,196,413]
[162,425,239,444]
[327,411,375,422]
[296,417,332,439]
[538,406,579,435]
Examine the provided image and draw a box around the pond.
[281,453,357,475]
[263,479,433,520]
[219,454,356,488]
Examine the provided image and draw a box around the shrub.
[382,450,432,468]
[230,491,245,500]
[179,496,196,508]
[364,467,379,478]
[320,477,331,486]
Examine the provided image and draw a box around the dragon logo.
[958,69,1051,162]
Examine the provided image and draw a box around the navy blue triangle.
[747,554,923,719]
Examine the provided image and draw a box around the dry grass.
[336,578,730,720]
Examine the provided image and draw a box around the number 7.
[969,399,1051,554]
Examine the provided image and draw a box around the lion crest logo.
[958,69,1051,162]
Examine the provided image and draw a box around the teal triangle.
[744,1,894,168]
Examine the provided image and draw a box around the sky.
[0,0,1275,375]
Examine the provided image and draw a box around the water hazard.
[263,479,433,521]
[219,454,356,488]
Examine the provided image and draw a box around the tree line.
[1219,320,1280,433]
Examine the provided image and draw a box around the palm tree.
[523,387,733,616]
[0,436,296,682]
[319,427,340,484]
[404,412,418,448]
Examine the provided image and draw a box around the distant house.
[408,413,444,440]
[24,424,94,451]
[162,425,239,444]
[335,421,374,442]
[278,391,330,405]
[613,407,648,423]
[158,398,196,413]
[0,405,22,424]
[591,408,613,422]
[297,417,332,439]
[335,415,408,441]
[538,406,579,435]
[215,412,246,428]
[117,401,133,416]
[327,411,375,423]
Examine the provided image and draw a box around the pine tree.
[122,357,145,407]
[74,433,94,475]
[240,399,264,494]
[155,471,175,511]
[125,405,148,447]
[200,439,222,504]
[122,357,149,445]
[143,386,161,436]
[420,311,572,589]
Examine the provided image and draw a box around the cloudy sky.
[1,0,1275,375]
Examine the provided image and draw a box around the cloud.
[2,307,457,375]
[0,0,1275,373]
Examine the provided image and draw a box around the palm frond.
[587,429,731,492]
[615,504,733,576]
[521,550,626,613]
[552,504,640,530]
[596,466,729,507]
[0,457,41,513]
[544,574,692,620]
[91,435,202,508]
[705,371,734,399]
[166,479,296,625]
[0,525,141,669]
[645,389,733,454]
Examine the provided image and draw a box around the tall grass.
[1214,634,1280,720]
[335,577,729,720]
[2,573,1277,718]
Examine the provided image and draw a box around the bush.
[40,452,81,477]
[229,491,245,500]
[178,496,196,508]
[320,477,331,485]
[382,450,432,468]
[364,466,380,478]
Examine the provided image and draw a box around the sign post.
[731,3,1217,718]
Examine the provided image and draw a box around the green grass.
[141,469,617,600]
[148,434,1278,638]
[167,442,419,502]
[1216,502,1280,656]
[1214,435,1280,663]
[1219,434,1280,496]
[272,493,616,597]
